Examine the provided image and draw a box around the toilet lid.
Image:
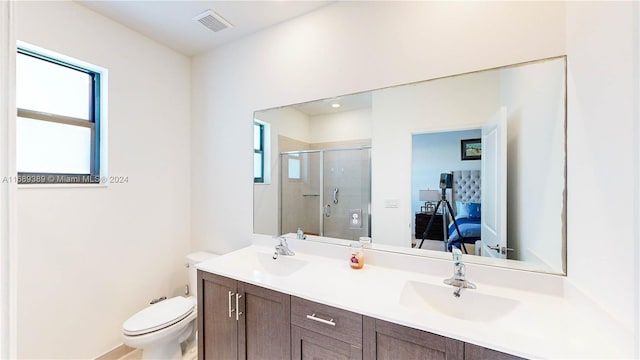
[123,296,195,336]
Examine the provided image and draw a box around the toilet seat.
[123,296,195,336]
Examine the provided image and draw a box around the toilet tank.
[186,252,218,297]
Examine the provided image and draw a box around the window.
[287,154,301,180]
[253,119,271,184]
[16,47,102,184]
[254,122,264,183]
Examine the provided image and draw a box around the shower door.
[322,148,371,240]
[280,151,322,236]
[280,148,371,240]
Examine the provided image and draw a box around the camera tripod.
[418,187,469,254]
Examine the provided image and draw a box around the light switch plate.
[384,199,399,208]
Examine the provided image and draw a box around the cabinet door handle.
[235,293,243,321]
[228,291,235,318]
[306,313,336,326]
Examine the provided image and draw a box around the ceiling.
[76,1,333,57]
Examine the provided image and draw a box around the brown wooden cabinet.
[363,317,463,360]
[198,271,238,360]
[291,296,362,360]
[198,271,291,360]
[292,326,362,360]
[239,282,291,359]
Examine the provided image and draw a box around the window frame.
[254,121,264,183]
[16,47,101,184]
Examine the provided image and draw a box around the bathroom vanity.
[198,272,521,360]
[195,238,627,359]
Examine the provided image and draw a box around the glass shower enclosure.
[280,147,371,241]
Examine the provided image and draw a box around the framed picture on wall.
[461,138,481,160]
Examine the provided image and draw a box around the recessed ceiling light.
[331,103,341,108]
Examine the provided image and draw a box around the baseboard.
[95,344,135,360]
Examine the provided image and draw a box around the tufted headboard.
[451,170,481,215]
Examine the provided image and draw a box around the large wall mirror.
[253,56,567,275]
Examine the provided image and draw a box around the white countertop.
[196,240,631,359]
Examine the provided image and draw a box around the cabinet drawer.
[291,296,362,346]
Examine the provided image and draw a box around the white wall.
[501,59,566,272]
[372,71,500,247]
[255,106,311,143]
[15,1,191,358]
[309,108,372,144]
[565,1,637,334]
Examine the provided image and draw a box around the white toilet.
[122,252,217,360]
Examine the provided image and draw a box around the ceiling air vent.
[193,10,233,33]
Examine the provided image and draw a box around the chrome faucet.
[443,247,476,297]
[272,237,295,259]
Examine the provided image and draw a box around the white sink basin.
[400,280,520,322]
[227,250,308,277]
[255,252,308,276]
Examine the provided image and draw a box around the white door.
[481,107,507,258]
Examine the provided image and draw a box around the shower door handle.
[324,204,331,217]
